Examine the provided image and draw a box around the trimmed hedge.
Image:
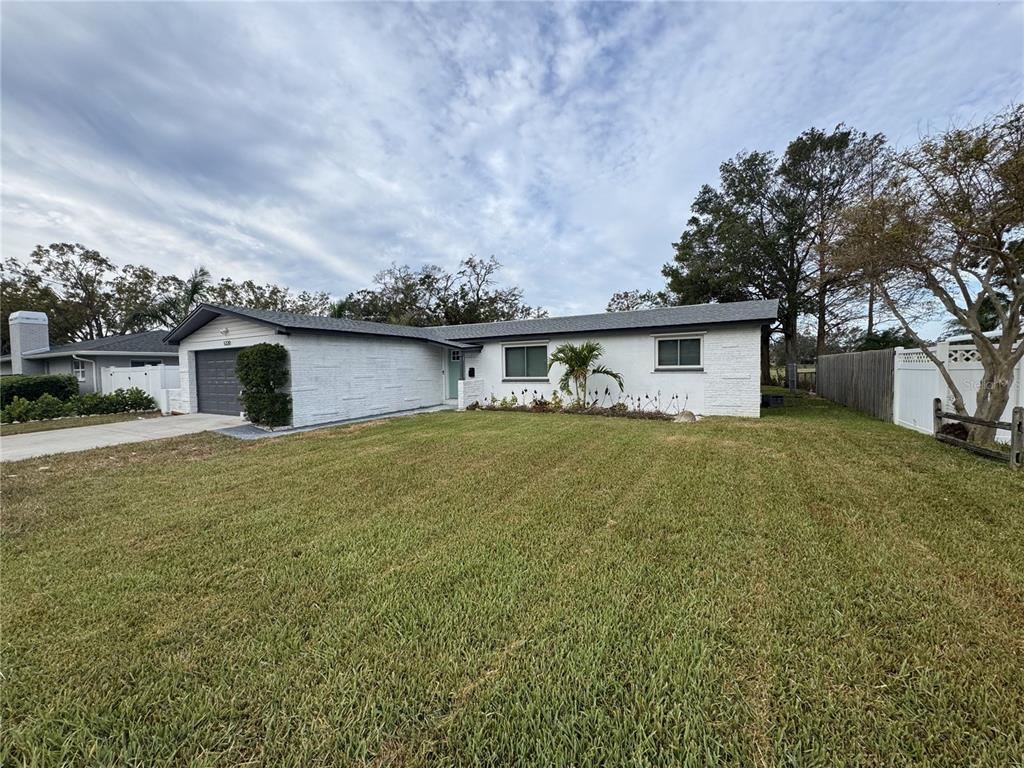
[236,343,291,427]
[0,387,157,424]
[0,374,78,407]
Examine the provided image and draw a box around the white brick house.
[163,300,778,427]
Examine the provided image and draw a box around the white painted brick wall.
[700,325,761,417]
[463,324,762,417]
[458,377,487,410]
[287,332,445,427]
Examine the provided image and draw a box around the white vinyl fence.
[893,342,1024,442]
[101,364,182,414]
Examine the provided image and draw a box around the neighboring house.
[163,299,778,426]
[2,311,178,393]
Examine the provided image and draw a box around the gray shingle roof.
[164,305,480,349]
[431,300,779,341]
[24,330,178,358]
[164,299,779,346]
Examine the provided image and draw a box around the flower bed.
[466,388,693,422]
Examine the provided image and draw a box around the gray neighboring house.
[164,299,778,426]
[1,311,178,393]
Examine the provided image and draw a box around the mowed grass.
[0,410,160,436]
[2,394,1023,766]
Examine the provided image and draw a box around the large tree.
[2,244,335,348]
[662,126,887,384]
[663,151,810,384]
[835,104,1024,444]
[331,255,544,326]
[208,278,332,316]
[781,126,887,356]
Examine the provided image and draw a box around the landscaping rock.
[674,410,697,423]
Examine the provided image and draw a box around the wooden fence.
[933,398,1023,469]
[816,348,895,421]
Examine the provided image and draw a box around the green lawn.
[0,410,160,436]
[3,394,1022,766]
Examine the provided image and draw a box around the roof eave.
[22,349,178,359]
[442,315,777,343]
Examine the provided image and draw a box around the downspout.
[71,354,98,393]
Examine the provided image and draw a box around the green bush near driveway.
[236,342,291,426]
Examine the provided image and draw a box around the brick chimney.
[8,311,49,374]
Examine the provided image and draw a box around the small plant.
[2,396,36,423]
[548,390,564,410]
[547,341,624,407]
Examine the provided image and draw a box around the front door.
[447,350,462,399]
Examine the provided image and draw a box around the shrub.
[70,392,112,415]
[33,393,74,420]
[2,396,36,423]
[236,343,291,427]
[113,387,157,412]
[0,374,78,407]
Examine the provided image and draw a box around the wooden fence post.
[933,398,943,436]
[1011,406,1023,470]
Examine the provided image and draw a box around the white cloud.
[2,1,1021,317]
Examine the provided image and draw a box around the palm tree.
[547,341,624,406]
[135,267,212,328]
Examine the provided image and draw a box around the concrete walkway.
[1,413,246,462]
[217,403,457,440]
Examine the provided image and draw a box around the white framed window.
[654,334,703,370]
[503,343,548,380]
[72,359,87,381]
[450,350,461,362]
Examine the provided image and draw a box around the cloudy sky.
[2,2,1021,316]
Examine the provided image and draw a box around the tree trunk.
[760,326,772,385]
[866,285,875,337]
[784,306,799,390]
[970,364,1014,445]
[815,283,828,358]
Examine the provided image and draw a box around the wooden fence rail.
[816,348,895,421]
[933,398,1023,469]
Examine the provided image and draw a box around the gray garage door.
[195,348,242,416]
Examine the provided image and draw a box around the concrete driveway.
[1,413,246,462]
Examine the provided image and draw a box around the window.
[72,359,87,381]
[450,350,461,361]
[130,359,162,367]
[504,344,548,379]
[655,337,702,369]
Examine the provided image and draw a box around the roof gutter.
[21,350,179,359]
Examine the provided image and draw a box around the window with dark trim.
[504,344,548,379]
[656,337,702,368]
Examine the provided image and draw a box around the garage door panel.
[195,348,242,415]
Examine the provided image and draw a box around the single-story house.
[163,299,778,426]
[2,311,178,392]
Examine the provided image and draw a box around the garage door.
[195,348,242,416]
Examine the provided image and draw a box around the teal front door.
[447,350,462,399]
